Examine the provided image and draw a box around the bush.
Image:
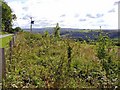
[96,31,119,88]
[13,27,23,32]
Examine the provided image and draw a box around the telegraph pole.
[100,26,101,30]
[30,17,32,32]
[30,17,34,32]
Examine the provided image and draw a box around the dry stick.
[10,36,16,71]
[13,33,17,47]
[12,37,16,71]
[9,36,15,71]
[67,44,72,72]
[12,36,15,46]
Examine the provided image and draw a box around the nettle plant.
[96,31,119,87]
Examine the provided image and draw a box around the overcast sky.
[5,0,119,29]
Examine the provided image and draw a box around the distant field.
[0,35,12,48]
[65,30,119,40]
[73,29,96,33]
[24,28,119,40]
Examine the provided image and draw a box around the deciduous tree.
[2,0,17,32]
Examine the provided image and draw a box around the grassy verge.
[0,31,9,35]
[0,35,13,48]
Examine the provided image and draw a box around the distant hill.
[23,28,119,40]
[23,28,83,33]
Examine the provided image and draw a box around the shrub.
[13,27,23,32]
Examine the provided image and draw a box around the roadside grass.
[0,35,13,48]
[0,31,9,35]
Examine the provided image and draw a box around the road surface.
[0,34,13,39]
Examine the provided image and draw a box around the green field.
[71,29,103,34]
[0,35,13,48]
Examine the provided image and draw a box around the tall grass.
[3,31,119,88]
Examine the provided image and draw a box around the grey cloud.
[74,14,79,18]
[39,22,50,27]
[34,20,52,27]
[92,24,109,27]
[22,7,29,11]
[79,19,86,21]
[97,20,104,23]
[36,1,42,3]
[13,23,19,27]
[22,15,31,20]
[37,19,48,22]
[86,14,95,18]
[60,24,65,26]
[60,14,66,17]
[51,23,56,26]
[22,17,28,20]
[89,22,93,24]
[114,1,120,5]
[34,22,50,27]
[21,2,25,4]
[108,8,115,13]
[59,20,64,23]
[5,0,14,2]
[96,14,104,18]
[86,13,104,18]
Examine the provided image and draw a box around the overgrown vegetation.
[3,29,119,89]
[1,0,119,89]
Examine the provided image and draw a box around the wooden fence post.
[9,35,16,71]
[13,36,15,46]
[0,48,2,84]
[0,48,6,80]
[9,41,12,64]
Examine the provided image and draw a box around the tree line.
[1,0,22,33]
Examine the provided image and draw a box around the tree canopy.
[2,0,17,32]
